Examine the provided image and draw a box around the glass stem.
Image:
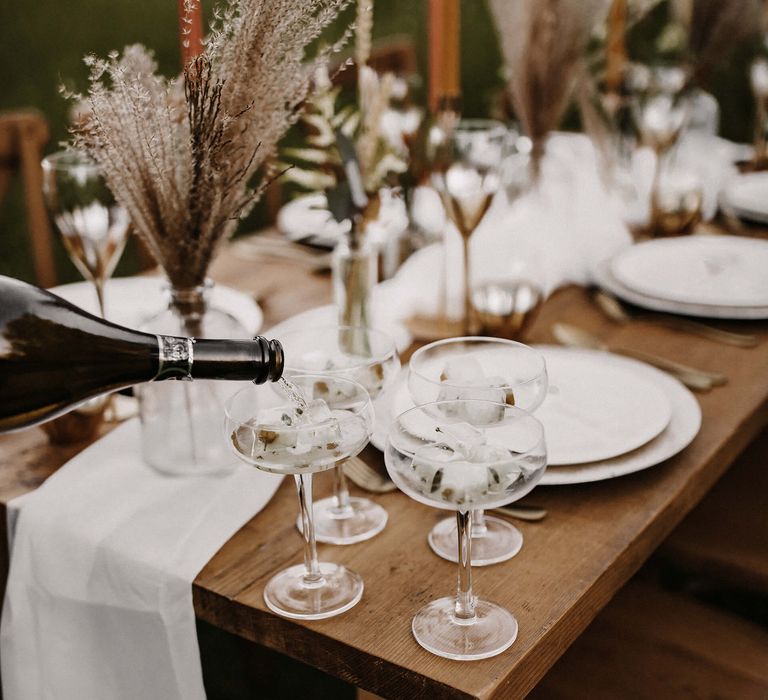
[331,462,355,517]
[295,473,322,585]
[462,235,472,335]
[471,508,487,538]
[93,277,107,319]
[454,510,476,621]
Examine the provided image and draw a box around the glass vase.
[332,227,377,339]
[137,280,248,476]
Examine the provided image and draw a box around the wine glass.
[629,65,691,234]
[385,400,547,659]
[225,374,374,620]
[41,150,130,318]
[431,120,507,335]
[279,326,400,544]
[408,337,547,565]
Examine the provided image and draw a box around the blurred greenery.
[0,0,757,285]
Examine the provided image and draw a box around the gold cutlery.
[491,504,548,522]
[552,322,726,391]
[344,458,548,521]
[592,290,758,348]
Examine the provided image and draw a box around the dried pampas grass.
[488,0,610,175]
[69,0,352,290]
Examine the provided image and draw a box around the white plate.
[50,277,263,335]
[594,258,768,320]
[723,172,768,224]
[372,348,700,485]
[373,347,673,467]
[611,236,768,308]
[540,347,701,485]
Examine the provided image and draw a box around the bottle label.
[155,335,195,380]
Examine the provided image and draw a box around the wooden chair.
[0,110,57,287]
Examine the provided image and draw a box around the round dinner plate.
[594,258,768,320]
[538,347,701,485]
[50,276,264,335]
[372,347,700,485]
[722,171,768,224]
[611,235,768,308]
[373,347,673,467]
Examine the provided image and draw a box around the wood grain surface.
[2,231,768,699]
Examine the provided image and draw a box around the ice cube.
[435,388,506,424]
[436,461,490,506]
[436,422,486,460]
[440,356,485,385]
[303,398,333,425]
[410,444,453,493]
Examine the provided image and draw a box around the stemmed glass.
[279,326,400,544]
[41,150,130,317]
[629,65,692,234]
[385,400,547,659]
[225,374,374,620]
[408,337,547,565]
[431,120,506,335]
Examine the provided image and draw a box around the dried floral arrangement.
[68,0,353,291]
[279,0,408,225]
[487,0,610,176]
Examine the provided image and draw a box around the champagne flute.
[385,400,547,659]
[225,374,374,620]
[431,120,506,335]
[41,150,130,318]
[279,326,400,544]
[408,337,547,565]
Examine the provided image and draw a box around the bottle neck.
[153,335,284,383]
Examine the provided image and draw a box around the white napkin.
[1,419,283,700]
[277,189,409,256]
[373,133,632,320]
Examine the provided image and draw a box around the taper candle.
[178,0,204,69]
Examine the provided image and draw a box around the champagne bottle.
[0,276,284,433]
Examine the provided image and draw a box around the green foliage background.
[0,0,753,285]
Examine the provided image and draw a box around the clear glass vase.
[137,280,248,476]
[332,227,377,336]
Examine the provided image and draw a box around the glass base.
[263,562,364,620]
[428,515,523,566]
[300,496,388,545]
[412,597,518,660]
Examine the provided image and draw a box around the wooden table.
[2,234,768,699]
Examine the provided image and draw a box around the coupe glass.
[408,337,547,565]
[41,150,130,317]
[279,326,400,544]
[431,120,506,335]
[225,374,374,620]
[385,400,547,659]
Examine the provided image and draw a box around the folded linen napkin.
[372,133,633,321]
[1,419,283,700]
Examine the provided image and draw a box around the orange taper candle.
[428,0,461,113]
[178,0,204,69]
